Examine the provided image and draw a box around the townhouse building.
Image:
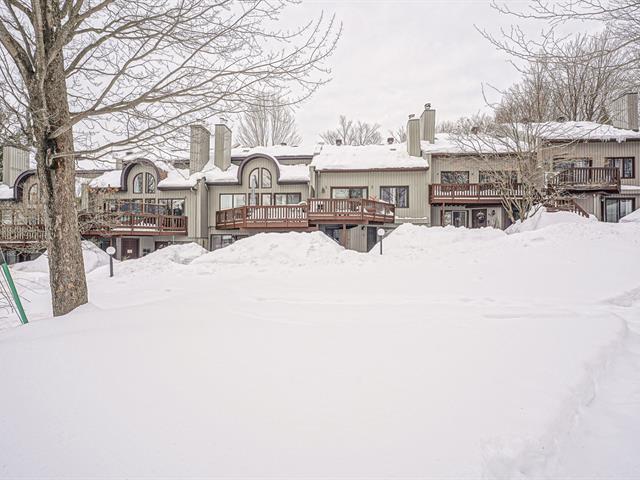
[2,100,640,262]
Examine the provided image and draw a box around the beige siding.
[95,163,199,238]
[429,155,520,183]
[539,141,640,188]
[314,169,430,224]
[208,156,308,234]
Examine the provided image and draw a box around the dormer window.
[27,184,40,206]
[249,167,272,188]
[249,168,260,189]
[146,173,156,193]
[133,173,144,193]
[262,169,272,188]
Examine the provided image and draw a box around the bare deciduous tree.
[0,1,339,315]
[388,125,406,143]
[235,95,302,147]
[446,114,573,223]
[320,115,382,145]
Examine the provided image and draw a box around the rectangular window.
[479,170,517,185]
[441,171,469,184]
[554,158,592,171]
[248,192,259,206]
[606,157,635,179]
[274,193,302,205]
[443,210,467,227]
[211,234,248,250]
[261,193,272,206]
[380,186,409,208]
[604,198,635,222]
[331,187,368,199]
[220,193,246,209]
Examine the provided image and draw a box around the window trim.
[330,186,369,199]
[380,186,409,208]
[145,172,156,193]
[604,197,635,222]
[261,168,272,189]
[442,209,468,227]
[249,168,260,189]
[274,192,302,205]
[219,193,247,210]
[605,157,635,179]
[132,173,144,194]
[440,171,470,184]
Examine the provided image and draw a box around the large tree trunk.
[31,4,87,317]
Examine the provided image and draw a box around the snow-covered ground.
[1,213,640,478]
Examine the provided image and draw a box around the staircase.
[544,198,590,218]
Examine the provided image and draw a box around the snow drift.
[193,231,356,267]
[2,221,640,478]
[505,207,596,233]
[11,240,112,274]
[620,208,640,223]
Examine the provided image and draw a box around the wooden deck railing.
[215,205,309,229]
[545,198,590,218]
[215,198,395,229]
[308,198,395,223]
[81,212,188,236]
[429,183,524,203]
[552,167,620,191]
[0,224,45,244]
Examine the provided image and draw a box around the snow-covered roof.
[311,143,429,171]
[159,149,312,188]
[89,156,190,190]
[420,133,516,156]
[77,159,116,172]
[231,144,320,159]
[0,184,14,200]
[534,121,640,142]
[89,170,122,189]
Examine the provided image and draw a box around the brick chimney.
[2,145,30,187]
[406,114,421,157]
[189,123,211,175]
[214,121,232,171]
[420,103,436,144]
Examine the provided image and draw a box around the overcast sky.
[283,0,548,144]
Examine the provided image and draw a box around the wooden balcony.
[81,212,188,236]
[0,224,45,245]
[215,198,395,230]
[551,167,620,191]
[429,183,524,204]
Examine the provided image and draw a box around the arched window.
[261,168,272,188]
[249,168,260,189]
[27,184,39,205]
[133,173,143,193]
[146,173,156,193]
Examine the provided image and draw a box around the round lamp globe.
[106,246,116,256]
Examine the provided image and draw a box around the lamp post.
[106,246,116,277]
[377,228,385,255]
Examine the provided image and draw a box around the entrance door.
[367,227,378,252]
[471,209,487,228]
[121,238,140,260]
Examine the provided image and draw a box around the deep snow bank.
[96,242,208,277]
[505,207,596,233]
[193,231,356,267]
[11,240,111,274]
[376,222,504,258]
[2,221,640,478]
[620,208,640,223]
